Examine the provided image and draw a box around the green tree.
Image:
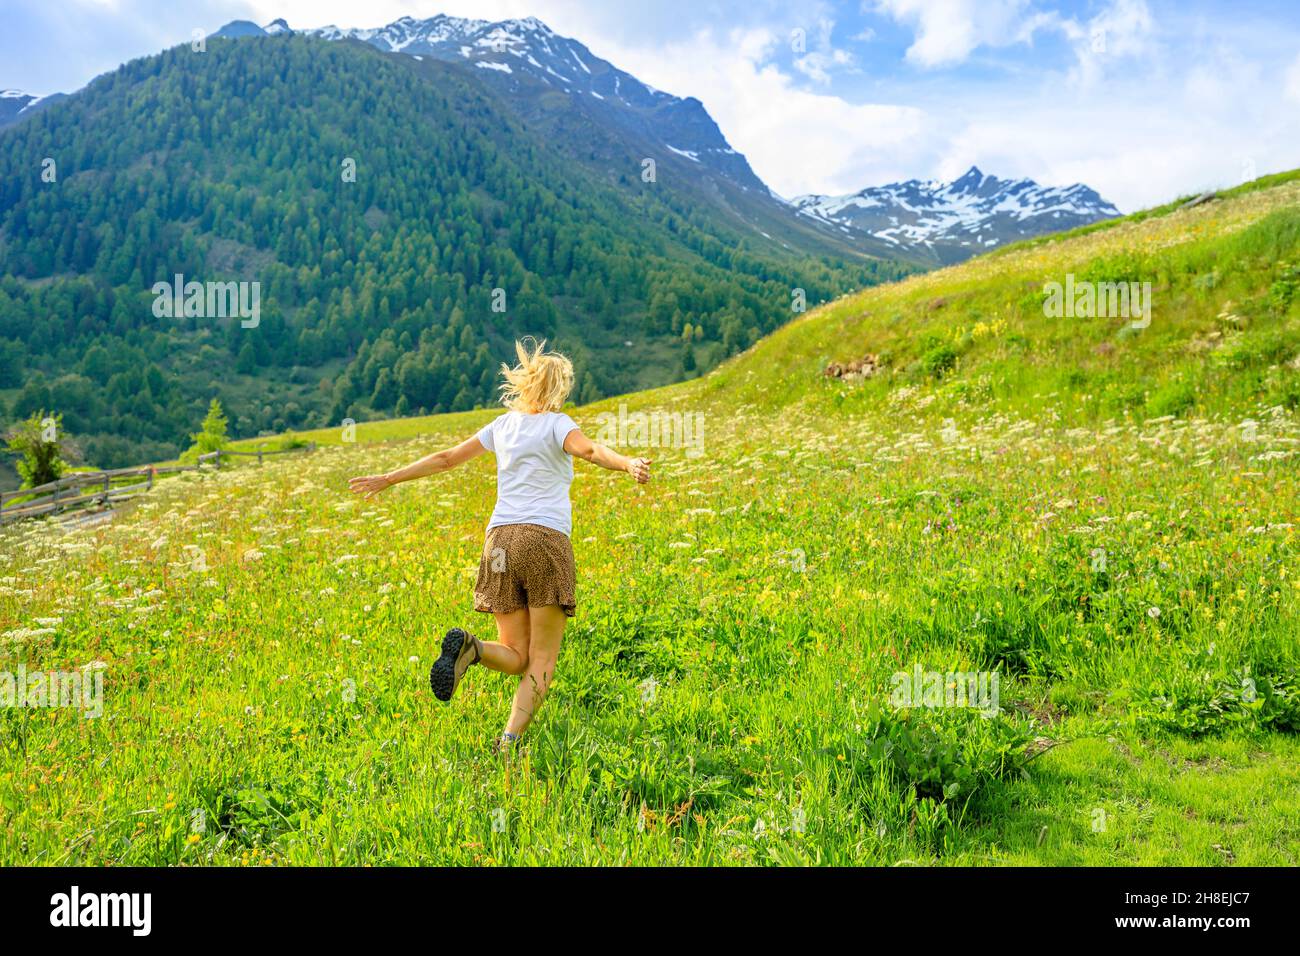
[182,398,230,463]
[681,343,696,374]
[5,410,75,488]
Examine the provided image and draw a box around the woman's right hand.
[348,473,394,499]
[628,458,652,484]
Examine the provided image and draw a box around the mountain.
[308,15,765,190]
[0,33,911,470]
[5,19,1117,266]
[210,20,271,39]
[0,90,37,126]
[214,16,912,263]
[0,89,65,128]
[792,166,1122,263]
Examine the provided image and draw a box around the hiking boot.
[429,628,481,702]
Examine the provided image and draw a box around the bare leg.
[478,609,530,675]
[504,604,567,737]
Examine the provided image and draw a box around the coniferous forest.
[0,35,910,466]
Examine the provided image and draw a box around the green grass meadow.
[2,177,1299,865]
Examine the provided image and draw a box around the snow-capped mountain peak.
[792,167,1120,258]
[301,14,647,100]
[210,15,765,191]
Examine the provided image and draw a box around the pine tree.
[182,398,230,463]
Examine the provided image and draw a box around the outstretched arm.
[563,428,651,483]
[348,435,487,499]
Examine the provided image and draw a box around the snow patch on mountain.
[0,89,63,128]
[792,166,1121,252]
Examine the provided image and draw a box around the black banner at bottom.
[0,866,1286,942]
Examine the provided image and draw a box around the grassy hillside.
[693,171,1300,417]
[2,176,1298,865]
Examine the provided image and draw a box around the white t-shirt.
[476,410,580,536]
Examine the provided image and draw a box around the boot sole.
[429,628,468,702]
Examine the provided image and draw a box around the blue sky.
[4,0,1300,210]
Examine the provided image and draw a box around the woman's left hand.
[348,473,394,499]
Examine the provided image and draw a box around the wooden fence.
[0,442,316,525]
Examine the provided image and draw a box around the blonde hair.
[499,338,574,413]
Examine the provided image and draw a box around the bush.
[921,344,959,379]
[1126,646,1300,737]
[860,702,1032,807]
[1213,330,1294,371]
[1268,263,1300,315]
[1146,379,1197,417]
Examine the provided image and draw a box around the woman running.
[348,339,651,752]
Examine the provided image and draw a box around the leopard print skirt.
[474,523,576,617]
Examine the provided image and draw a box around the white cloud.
[792,18,857,85]
[873,0,1033,68]
[872,0,1157,84]
[588,27,933,197]
[1183,44,1261,113]
[1064,0,1156,88]
[1286,53,1300,105]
